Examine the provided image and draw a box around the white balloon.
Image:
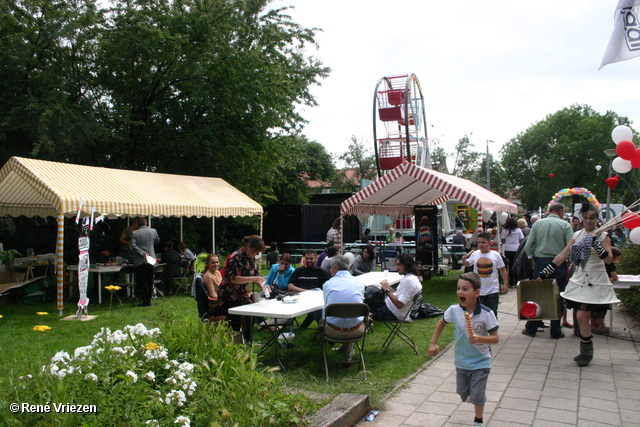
[629,227,640,244]
[356,213,370,224]
[612,157,633,174]
[595,165,602,172]
[499,212,509,225]
[482,210,493,222]
[612,125,634,144]
[344,252,356,268]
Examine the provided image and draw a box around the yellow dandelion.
[145,342,160,350]
[33,325,52,332]
[105,285,122,292]
[36,312,49,316]
[0,315,3,319]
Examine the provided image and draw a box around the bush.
[614,243,640,318]
[1,320,320,426]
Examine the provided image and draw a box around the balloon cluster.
[623,212,640,244]
[611,125,638,173]
[548,187,600,211]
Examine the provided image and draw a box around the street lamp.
[604,148,617,221]
[486,140,494,190]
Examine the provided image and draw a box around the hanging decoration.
[605,175,620,191]
[609,125,637,174]
[548,173,554,179]
[548,187,600,211]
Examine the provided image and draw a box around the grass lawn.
[0,270,461,410]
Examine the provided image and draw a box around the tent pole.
[56,212,65,316]
[212,217,215,252]
[180,217,183,242]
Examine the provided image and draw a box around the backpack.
[364,285,385,308]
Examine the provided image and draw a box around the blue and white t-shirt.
[443,303,499,370]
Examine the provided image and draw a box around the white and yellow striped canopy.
[0,157,263,218]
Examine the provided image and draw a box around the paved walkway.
[361,289,640,427]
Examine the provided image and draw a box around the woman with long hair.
[351,246,375,276]
[218,235,266,339]
[501,217,523,287]
[539,203,620,366]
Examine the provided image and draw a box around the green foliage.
[615,243,640,318]
[501,104,634,210]
[451,134,481,179]
[268,135,336,204]
[1,319,319,426]
[332,135,377,192]
[0,249,22,273]
[0,0,330,205]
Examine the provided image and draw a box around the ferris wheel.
[372,74,430,177]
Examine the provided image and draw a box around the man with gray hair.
[523,203,573,338]
[321,255,366,364]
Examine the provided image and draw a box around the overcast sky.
[269,0,640,168]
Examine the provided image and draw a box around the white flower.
[144,371,156,382]
[146,419,159,427]
[51,351,71,364]
[85,373,98,382]
[165,390,186,406]
[125,370,138,383]
[174,415,190,427]
[112,347,126,355]
[73,345,92,360]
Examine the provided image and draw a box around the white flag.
[600,0,640,69]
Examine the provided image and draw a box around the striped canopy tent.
[340,162,517,245]
[0,157,263,314]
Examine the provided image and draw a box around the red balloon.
[632,148,640,168]
[548,173,554,179]
[616,140,636,160]
[622,212,640,229]
[605,176,619,190]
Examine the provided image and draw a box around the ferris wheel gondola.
[372,74,430,177]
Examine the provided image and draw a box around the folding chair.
[112,265,137,301]
[380,292,421,354]
[321,303,370,382]
[173,260,193,295]
[152,263,166,301]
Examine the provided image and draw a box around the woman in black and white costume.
[538,202,620,367]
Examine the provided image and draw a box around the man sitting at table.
[321,255,366,364]
[452,230,466,245]
[289,249,331,328]
[371,253,422,321]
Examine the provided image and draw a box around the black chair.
[380,292,421,354]
[321,303,371,382]
[194,275,223,322]
[152,263,166,301]
[112,265,137,301]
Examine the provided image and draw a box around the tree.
[0,0,330,205]
[501,104,635,210]
[268,135,335,204]
[450,134,482,180]
[332,135,377,192]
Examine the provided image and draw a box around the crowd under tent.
[0,156,263,314]
[339,162,518,250]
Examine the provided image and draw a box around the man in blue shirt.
[322,255,365,363]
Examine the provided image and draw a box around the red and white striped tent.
[340,162,517,239]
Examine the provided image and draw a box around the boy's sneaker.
[473,422,484,427]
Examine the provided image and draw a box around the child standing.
[462,232,509,318]
[429,272,499,427]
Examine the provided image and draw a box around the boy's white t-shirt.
[443,303,499,370]
[466,250,504,296]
